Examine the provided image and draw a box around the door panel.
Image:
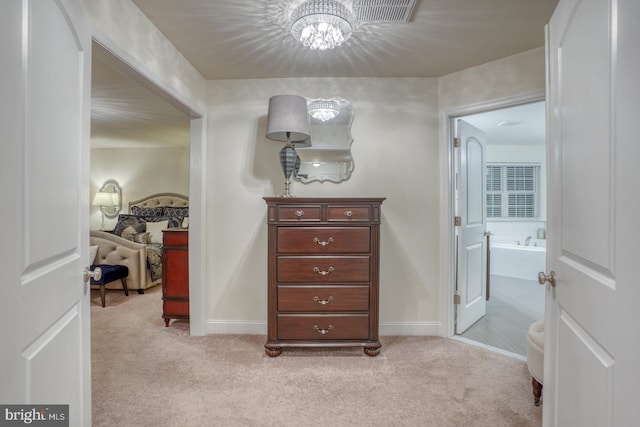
[455,120,487,334]
[24,308,82,405]
[557,0,612,272]
[556,311,614,427]
[546,0,631,424]
[27,0,83,263]
[0,1,91,425]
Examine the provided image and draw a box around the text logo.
[0,405,68,426]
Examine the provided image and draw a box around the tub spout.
[525,236,533,246]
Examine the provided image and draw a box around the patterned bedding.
[111,203,189,284]
[146,244,163,282]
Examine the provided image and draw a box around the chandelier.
[291,0,354,50]
[308,99,341,121]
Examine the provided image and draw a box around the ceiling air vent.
[353,0,419,23]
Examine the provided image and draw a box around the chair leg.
[100,286,106,308]
[532,377,543,406]
[121,278,129,296]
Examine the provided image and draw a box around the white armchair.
[526,319,545,406]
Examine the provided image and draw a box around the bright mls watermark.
[0,405,68,426]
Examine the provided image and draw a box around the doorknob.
[83,266,102,283]
[538,271,556,287]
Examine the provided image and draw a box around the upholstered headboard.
[128,193,189,210]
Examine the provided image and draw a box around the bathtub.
[490,241,546,281]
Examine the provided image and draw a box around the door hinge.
[454,216,462,226]
[453,137,460,148]
[453,294,461,305]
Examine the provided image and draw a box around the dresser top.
[263,197,385,204]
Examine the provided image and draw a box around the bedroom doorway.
[451,99,547,357]
[89,38,207,335]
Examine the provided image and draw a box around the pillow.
[130,205,164,220]
[148,215,181,229]
[120,225,138,240]
[146,220,169,244]
[89,245,99,265]
[132,232,150,244]
[120,226,150,244]
[181,217,189,228]
[113,214,146,236]
[164,206,189,220]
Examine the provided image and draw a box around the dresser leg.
[164,318,170,327]
[265,347,282,357]
[364,346,381,357]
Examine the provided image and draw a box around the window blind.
[486,163,540,219]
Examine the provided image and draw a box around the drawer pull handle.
[313,296,334,305]
[313,237,334,246]
[295,210,304,217]
[344,210,353,217]
[313,266,334,276]
[313,325,334,335]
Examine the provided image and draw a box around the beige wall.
[90,147,190,230]
[82,0,206,112]
[83,0,547,334]
[204,48,546,334]
[206,78,441,332]
[438,47,545,112]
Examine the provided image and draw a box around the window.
[486,163,540,219]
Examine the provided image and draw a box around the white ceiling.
[462,101,546,146]
[91,48,191,148]
[130,0,558,79]
[91,0,557,147]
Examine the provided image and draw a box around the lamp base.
[281,178,295,198]
[279,144,301,198]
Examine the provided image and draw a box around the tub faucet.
[525,236,533,246]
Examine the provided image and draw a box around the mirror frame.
[99,179,122,218]
[294,97,354,184]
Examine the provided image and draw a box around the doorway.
[88,38,207,336]
[453,100,546,357]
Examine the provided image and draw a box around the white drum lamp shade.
[266,95,311,197]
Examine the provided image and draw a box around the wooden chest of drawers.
[263,197,385,357]
[162,229,189,327]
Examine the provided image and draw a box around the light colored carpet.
[91,286,542,427]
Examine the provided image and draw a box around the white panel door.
[545,0,640,425]
[0,1,92,426]
[455,120,487,334]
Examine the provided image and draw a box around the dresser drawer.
[277,205,321,222]
[278,314,370,340]
[327,205,371,222]
[278,256,370,282]
[277,227,370,253]
[162,229,188,246]
[278,286,369,312]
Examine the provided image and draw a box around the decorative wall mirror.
[98,179,122,218]
[295,97,354,183]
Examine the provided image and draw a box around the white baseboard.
[380,321,441,336]
[206,320,266,335]
[205,320,441,336]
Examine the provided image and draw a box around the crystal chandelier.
[291,0,354,50]
[308,99,341,121]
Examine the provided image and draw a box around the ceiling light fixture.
[497,120,524,127]
[291,0,354,50]
[308,99,341,121]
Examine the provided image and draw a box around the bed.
[90,193,189,293]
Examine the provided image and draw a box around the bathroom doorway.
[454,100,546,357]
